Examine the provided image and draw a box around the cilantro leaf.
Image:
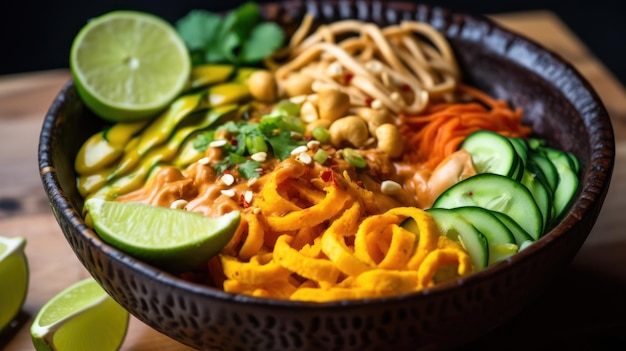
[212,158,232,175]
[267,132,303,160]
[192,131,214,152]
[175,10,222,51]
[237,160,262,179]
[175,2,285,66]
[241,23,285,63]
[219,2,260,42]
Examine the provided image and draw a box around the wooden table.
[1,11,625,350]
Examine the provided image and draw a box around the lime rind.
[31,278,129,351]
[0,236,29,333]
[70,10,191,122]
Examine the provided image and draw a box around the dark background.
[1,1,624,87]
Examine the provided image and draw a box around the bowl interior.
[38,1,615,350]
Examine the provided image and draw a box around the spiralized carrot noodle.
[212,161,473,302]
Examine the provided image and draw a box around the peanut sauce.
[117,144,475,217]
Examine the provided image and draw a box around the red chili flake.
[356,180,364,188]
[344,72,354,84]
[230,136,238,146]
[400,84,411,92]
[321,170,333,182]
[364,97,373,107]
[239,194,251,208]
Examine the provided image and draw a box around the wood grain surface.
[1,10,625,351]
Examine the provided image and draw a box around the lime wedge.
[30,277,129,351]
[0,235,29,332]
[70,10,191,122]
[85,198,241,272]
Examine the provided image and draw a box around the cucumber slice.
[491,211,534,246]
[542,146,580,225]
[527,137,545,150]
[425,208,489,270]
[567,152,581,175]
[529,152,558,193]
[520,165,553,231]
[452,206,518,265]
[432,173,544,240]
[507,137,529,167]
[509,156,525,183]
[461,130,520,178]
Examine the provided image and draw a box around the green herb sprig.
[193,101,306,179]
[176,2,285,66]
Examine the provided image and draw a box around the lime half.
[31,277,129,351]
[85,198,241,272]
[70,11,191,122]
[0,235,29,332]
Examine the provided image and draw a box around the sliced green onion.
[311,126,330,144]
[246,135,268,155]
[313,149,329,164]
[342,148,367,168]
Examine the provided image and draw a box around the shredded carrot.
[400,84,532,171]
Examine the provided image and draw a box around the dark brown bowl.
[38,1,615,350]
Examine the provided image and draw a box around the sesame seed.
[380,180,402,195]
[221,173,235,186]
[307,140,321,150]
[170,199,188,209]
[244,190,253,204]
[221,189,236,197]
[371,99,383,110]
[291,145,309,155]
[250,152,267,162]
[209,139,228,148]
[197,157,211,165]
[297,152,313,165]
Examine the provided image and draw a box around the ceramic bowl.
[38,1,615,350]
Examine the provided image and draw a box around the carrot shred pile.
[399,84,532,171]
[211,160,473,302]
